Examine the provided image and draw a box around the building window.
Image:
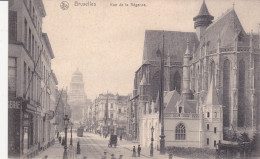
[207,124,209,130]
[29,28,31,54]
[111,103,113,109]
[175,123,186,140]
[178,107,182,113]
[119,109,121,113]
[28,68,30,100]
[8,57,17,97]
[23,62,27,98]
[24,19,27,48]
[214,127,217,133]
[110,113,113,119]
[207,112,210,118]
[9,11,17,42]
[207,138,209,145]
[214,140,216,147]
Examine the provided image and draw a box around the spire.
[140,74,147,85]
[193,0,214,34]
[204,80,220,105]
[198,0,211,16]
[185,40,191,56]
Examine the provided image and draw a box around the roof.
[142,30,199,63]
[163,90,181,113]
[42,33,55,59]
[204,80,220,105]
[35,0,46,17]
[183,99,197,113]
[197,0,212,17]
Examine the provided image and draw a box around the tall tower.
[182,40,192,99]
[193,0,214,40]
[68,68,86,122]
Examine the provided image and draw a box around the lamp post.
[156,31,166,154]
[70,122,73,145]
[150,126,154,157]
[63,115,69,159]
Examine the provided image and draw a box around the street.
[37,131,176,159]
[75,132,151,159]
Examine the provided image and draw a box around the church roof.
[204,80,220,105]
[183,100,197,113]
[142,30,199,63]
[194,9,247,58]
[163,90,181,113]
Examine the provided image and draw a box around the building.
[68,69,87,123]
[94,93,129,135]
[131,0,260,149]
[8,0,58,158]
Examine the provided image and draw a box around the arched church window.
[223,59,231,127]
[175,123,186,140]
[178,107,182,113]
[238,59,245,127]
[210,60,215,84]
[152,71,160,102]
[170,71,181,93]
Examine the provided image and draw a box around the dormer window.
[178,107,182,113]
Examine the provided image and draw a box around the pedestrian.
[132,146,136,157]
[111,154,116,159]
[101,151,107,159]
[57,131,59,138]
[137,145,141,157]
[58,136,61,143]
[118,155,123,159]
[120,135,122,140]
[62,137,65,146]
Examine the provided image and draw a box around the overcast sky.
[42,0,260,100]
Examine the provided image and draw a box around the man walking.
[137,145,141,157]
[132,146,136,157]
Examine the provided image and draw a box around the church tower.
[193,0,214,40]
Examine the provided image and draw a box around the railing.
[164,113,199,119]
[237,46,250,52]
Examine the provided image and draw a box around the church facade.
[130,0,260,149]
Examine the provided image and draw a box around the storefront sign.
[8,101,21,109]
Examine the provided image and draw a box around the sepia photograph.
[5,0,260,158]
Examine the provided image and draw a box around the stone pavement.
[88,133,185,159]
[35,139,83,159]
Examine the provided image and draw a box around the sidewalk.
[35,139,83,159]
[88,133,185,159]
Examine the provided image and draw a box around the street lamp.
[156,31,166,155]
[70,122,73,145]
[63,115,69,159]
[150,126,154,157]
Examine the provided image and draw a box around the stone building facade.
[8,0,58,158]
[130,0,260,149]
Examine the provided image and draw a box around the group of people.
[101,152,123,159]
[132,145,141,157]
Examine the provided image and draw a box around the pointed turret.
[204,80,220,105]
[182,40,192,99]
[193,0,214,40]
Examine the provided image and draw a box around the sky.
[42,0,260,100]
